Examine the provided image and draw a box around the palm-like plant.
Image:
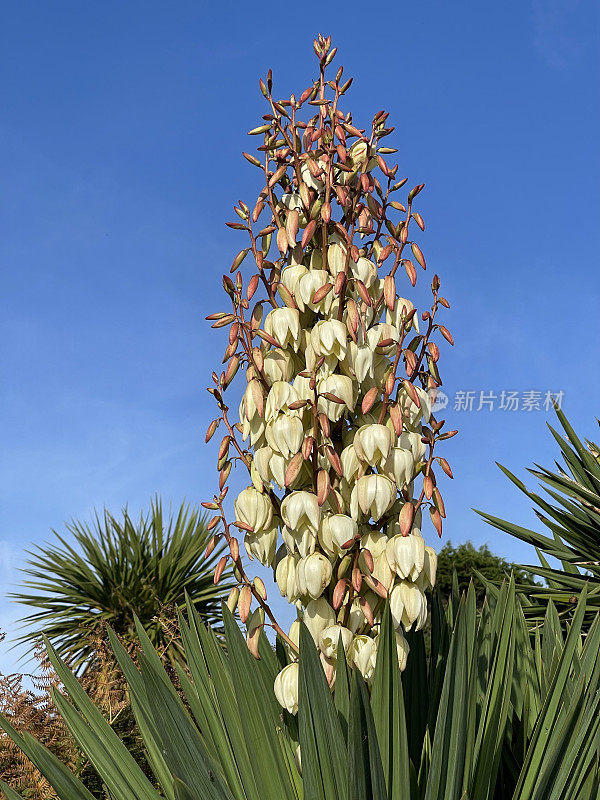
[12,499,232,672]
[2,584,599,800]
[477,406,600,625]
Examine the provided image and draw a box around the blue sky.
[1,1,599,669]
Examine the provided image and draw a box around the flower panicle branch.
[203,34,456,707]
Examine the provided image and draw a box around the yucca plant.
[478,406,600,625]
[11,499,232,672]
[2,584,598,800]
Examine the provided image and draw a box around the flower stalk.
[204,34,455,701]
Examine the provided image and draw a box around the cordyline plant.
[203,35,455,711]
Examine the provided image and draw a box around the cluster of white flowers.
[207,40,452,714]
[231,223,439,712]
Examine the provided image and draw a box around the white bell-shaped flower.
[264,307,301,351]
[349,635,378,683]
[366,323,400,354]
[340,444,362,483]
[242,380,264,422]
[342,342,374,382]
[296,552,332,599]
[317,374,355,421]
[234,486,273,531]
[351,474,395,521]
[303,597,336,645]
[310,319,347,360]
[244,524,278,566]
[386,533,425,581]
[281,263,309,306]
[399,430,427,464]
[298,269,332,312]
[390,580,428,632]
[265,415,304,458]
[395,630,410,671]
[352,256,377,288]
[385,297,416,331]
[265,381,300,422]
[263,349,295,384]
[383,446,415,489]
[422,546,437,589]
[274,662,299,714]
[318,514,357,556]
[281,524,317,559]
[281,491,320,533]
[276,553,300,602]
[320,624,353,659]
[300,159,325,191]
[354,424,392,466]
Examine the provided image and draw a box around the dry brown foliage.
[0,607,182,796]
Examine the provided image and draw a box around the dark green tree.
[435,540,536,603]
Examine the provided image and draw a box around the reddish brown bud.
[214,556,228,584]
[404,260,417,287]
[433,487,446,518]
[285,452,304,487]
[333,579,347,610]
[247,274,260,301]
[389,403,403,436]
[399,501,415,536]
[238,585,252,623]
[302,219,317,248]
[384,275,396,312]
[359,596,374,627]
[439,325,454,345]
[312,283,333,304]
[205,535,218,560]
[362,387,378,414]
[334,270,346,296]
[430,506,443,537]
[276,227,289,254]
[230,537,240,562]
[402,380,421,408]
[317,469,331,506]
[411,242,426,268]
[438,457,453,479]
[361,548,374,574]
[355,280,372,306]
[423,475,434,500]
[302,436,314,460]
[325,445,343,477]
